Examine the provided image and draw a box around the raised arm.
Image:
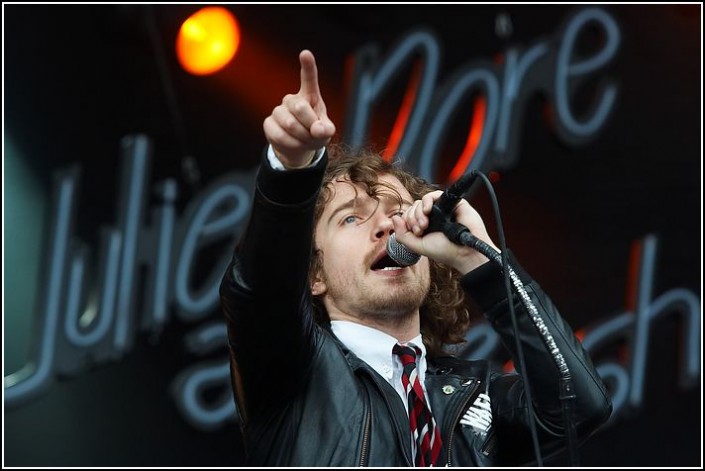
[220,50,335,423]
[395,189,612,464]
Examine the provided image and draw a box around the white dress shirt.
[267,145,325,170]
[330,320,432,415]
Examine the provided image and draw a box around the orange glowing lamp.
[176,7,240,75]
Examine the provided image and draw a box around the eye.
[343,215,358,224]
[390,207,406,218]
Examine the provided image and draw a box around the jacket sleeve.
[460,250,613,465]
[219,149,327,424]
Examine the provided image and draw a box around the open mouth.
[371,253,404,271]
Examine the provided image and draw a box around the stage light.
[176,6,240,76]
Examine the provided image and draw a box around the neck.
[328,308,421,345]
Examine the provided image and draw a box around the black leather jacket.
[220,151,612,466]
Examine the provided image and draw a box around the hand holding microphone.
[389,186,500,275]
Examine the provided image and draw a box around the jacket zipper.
[359,408,371,466]
[445,379,480,466]
[480,428,497,456]
[359,368,413,466]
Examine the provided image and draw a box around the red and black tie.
[393,344,443,467]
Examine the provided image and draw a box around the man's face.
[312,173,431,325]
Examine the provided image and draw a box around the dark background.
[3,4,701,467]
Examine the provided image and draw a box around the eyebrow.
[326,195,414,225]
[327,197,365,224]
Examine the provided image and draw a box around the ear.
[311,278,327,296]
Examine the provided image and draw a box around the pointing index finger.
[298,49,321,98]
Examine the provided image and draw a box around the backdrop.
[4,4,701,467]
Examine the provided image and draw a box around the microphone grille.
[387,233,421,267]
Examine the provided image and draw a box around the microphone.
[387,174,476,267]
[387,233,421,267]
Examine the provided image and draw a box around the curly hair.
[309,144,478,357]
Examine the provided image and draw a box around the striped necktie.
[393,344,443,466]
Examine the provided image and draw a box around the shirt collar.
[331,320,427,383]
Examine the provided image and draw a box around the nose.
[373,213,395,240]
